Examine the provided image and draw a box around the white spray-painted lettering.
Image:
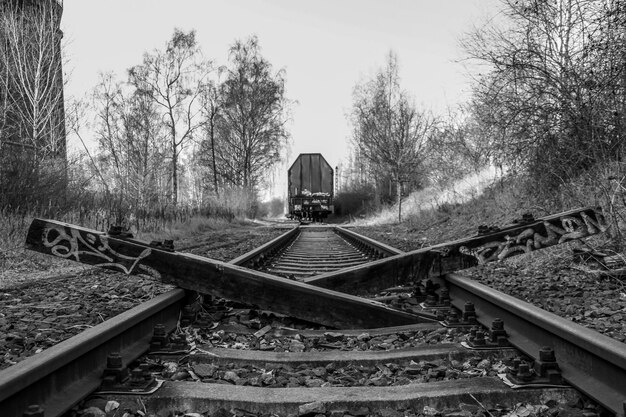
[42,225,157,277]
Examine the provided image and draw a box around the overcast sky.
[61,0,499,194]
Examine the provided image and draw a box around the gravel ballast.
[0,223,288,370]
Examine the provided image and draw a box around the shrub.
[334,184,376,217]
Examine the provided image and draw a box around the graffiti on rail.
[41,224,161,278]
[459,209,608,264]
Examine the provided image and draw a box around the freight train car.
[288,153,334,222]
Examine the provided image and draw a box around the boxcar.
[288,153,334,221]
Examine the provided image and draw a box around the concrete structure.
[0,0,66,206]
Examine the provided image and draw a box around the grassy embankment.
[350,166,626,252]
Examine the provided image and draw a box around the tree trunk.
[210,115,218,197]
[171,132,178,207]
[397,179,402,223]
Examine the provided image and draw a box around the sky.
[60,0,499,196]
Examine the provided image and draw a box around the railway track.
[2,208,624,417]
[232,225,402,279]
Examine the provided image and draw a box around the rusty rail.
[0,289,185,417]
[229,226,299,267]
[9,206,619,415]
[446,273,626,417]
[25,219,426,328]
[335,226,404,256]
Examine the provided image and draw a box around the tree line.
[81,30,290,220]
[3,0,625,226]
[0,0,291,224]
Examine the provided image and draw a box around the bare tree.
[199,69,226,196]
[350,52,435,221]
[462,0,626,192]
[128,28,210,206]
[92,72,168,218]
[0,0,66,207]
[425,107,492,190]
[215,35,290,190]
[0,0,65,156]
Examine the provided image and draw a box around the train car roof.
[288,153,332,172]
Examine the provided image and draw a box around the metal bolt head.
[447,311,459,323]
[539,346,556,362]
[492,318,504,331]
[23,405,44,417]
[106,352,123,369]
[153,323,166,337]
[473,330,486,345]
[464,302,475,312]
[516,362,533,381]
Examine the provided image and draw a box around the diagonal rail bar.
[304,207,606,294]
[24,207,605,327]
[426,207,607,273]
[25,219,428,329]
[303,249,434,294]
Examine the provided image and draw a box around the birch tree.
[215,35,290,190]
[199,71,225,196]
[128,29,209,206]
[0,0,65,156]
[92,73,168,215]
[350,52,435,221]
[0,0,66,207]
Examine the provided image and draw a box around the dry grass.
[0,207,253,289]
[0,209,82,288]
[350,163,626,259]
[137,215,253,243]
[355,166,499,226]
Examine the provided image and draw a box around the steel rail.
[445,272,626,417]
[229,226,299,266]
[232,226,404,271]
[233,225,406,282]
[335,226,404,256]
[0,289,186,417]
[26,219,423,328]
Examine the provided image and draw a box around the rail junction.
[1,207,625,417]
